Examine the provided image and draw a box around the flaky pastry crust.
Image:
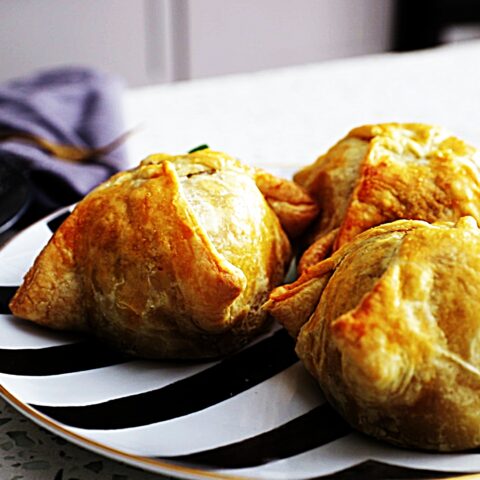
[10,150,317,359]
[266,217,480,451]
[295,123,480,271]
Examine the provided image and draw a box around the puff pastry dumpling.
[295,123,480,271]
[266,217,480,451]
[10,149,318,359]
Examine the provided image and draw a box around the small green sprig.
[188,144,209,154]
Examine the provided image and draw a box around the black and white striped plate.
[1,207,479,480]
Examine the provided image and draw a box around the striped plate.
[1,207,479,480]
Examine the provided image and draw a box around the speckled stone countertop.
[4,40,480,480]
[0,400,168,479]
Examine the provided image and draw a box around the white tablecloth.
[124,39,480,171]
[2,39,480,480]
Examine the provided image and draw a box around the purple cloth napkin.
[0,67,128,219]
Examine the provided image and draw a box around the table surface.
[3,39,480,480]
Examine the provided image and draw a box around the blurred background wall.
[1,0,480,87]
[0,0,394,86]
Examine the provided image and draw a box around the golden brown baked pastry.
[10,149,318,359]
[295,123,480,272]
[266,217,480,451]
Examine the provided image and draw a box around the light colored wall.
[187,0,394,78]
[0,0,152,85]
[0,0,394,86]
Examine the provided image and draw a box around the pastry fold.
[295,123,480,271]
[10,149,318,359]
[266,217,480,451]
